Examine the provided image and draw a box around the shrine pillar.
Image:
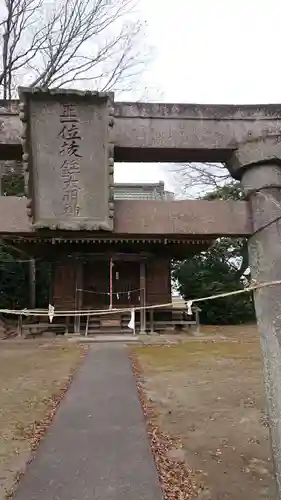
[228,138,281,499]
[139,259,146,333]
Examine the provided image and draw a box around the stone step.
[68,335,139,343]
[87,318,131,325]
[87,328,136,335]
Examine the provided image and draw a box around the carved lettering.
[59,122,81,140]
[21,90,113,230]
[59,104,78,120]
[59,104,82,216]
[60,139,82,157]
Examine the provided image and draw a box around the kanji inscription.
[19,89,114,230]
[59,104,82,217]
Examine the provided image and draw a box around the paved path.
[14,345,163,500]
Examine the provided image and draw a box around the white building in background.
[113,181,174,200]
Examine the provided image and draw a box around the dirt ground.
[0,340,83,499]
[135,325,276,500]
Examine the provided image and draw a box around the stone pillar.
[228,139,281,499]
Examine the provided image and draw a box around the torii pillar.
[228,138,281,499]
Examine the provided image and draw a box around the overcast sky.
[115,0,281,188]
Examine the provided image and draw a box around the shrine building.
[0,89,253,334]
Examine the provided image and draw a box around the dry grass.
[0,339,84,499]
[135,325,275,500]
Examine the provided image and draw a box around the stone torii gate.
[0,90,281,497]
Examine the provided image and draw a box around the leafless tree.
[0,0,150,309]
[0,0,148,99]
[170,162,233,198]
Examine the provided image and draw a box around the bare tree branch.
[0,0,148,98]
[171,162,232,198]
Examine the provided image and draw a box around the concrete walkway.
[14,345,163,500]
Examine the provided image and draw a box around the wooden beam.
[140,261,146,334]
[74,259,83,334]
[149,308,154,334]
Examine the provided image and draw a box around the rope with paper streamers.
[0,278,279,322]
[2,177,281,322]
[77,287,144,296]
